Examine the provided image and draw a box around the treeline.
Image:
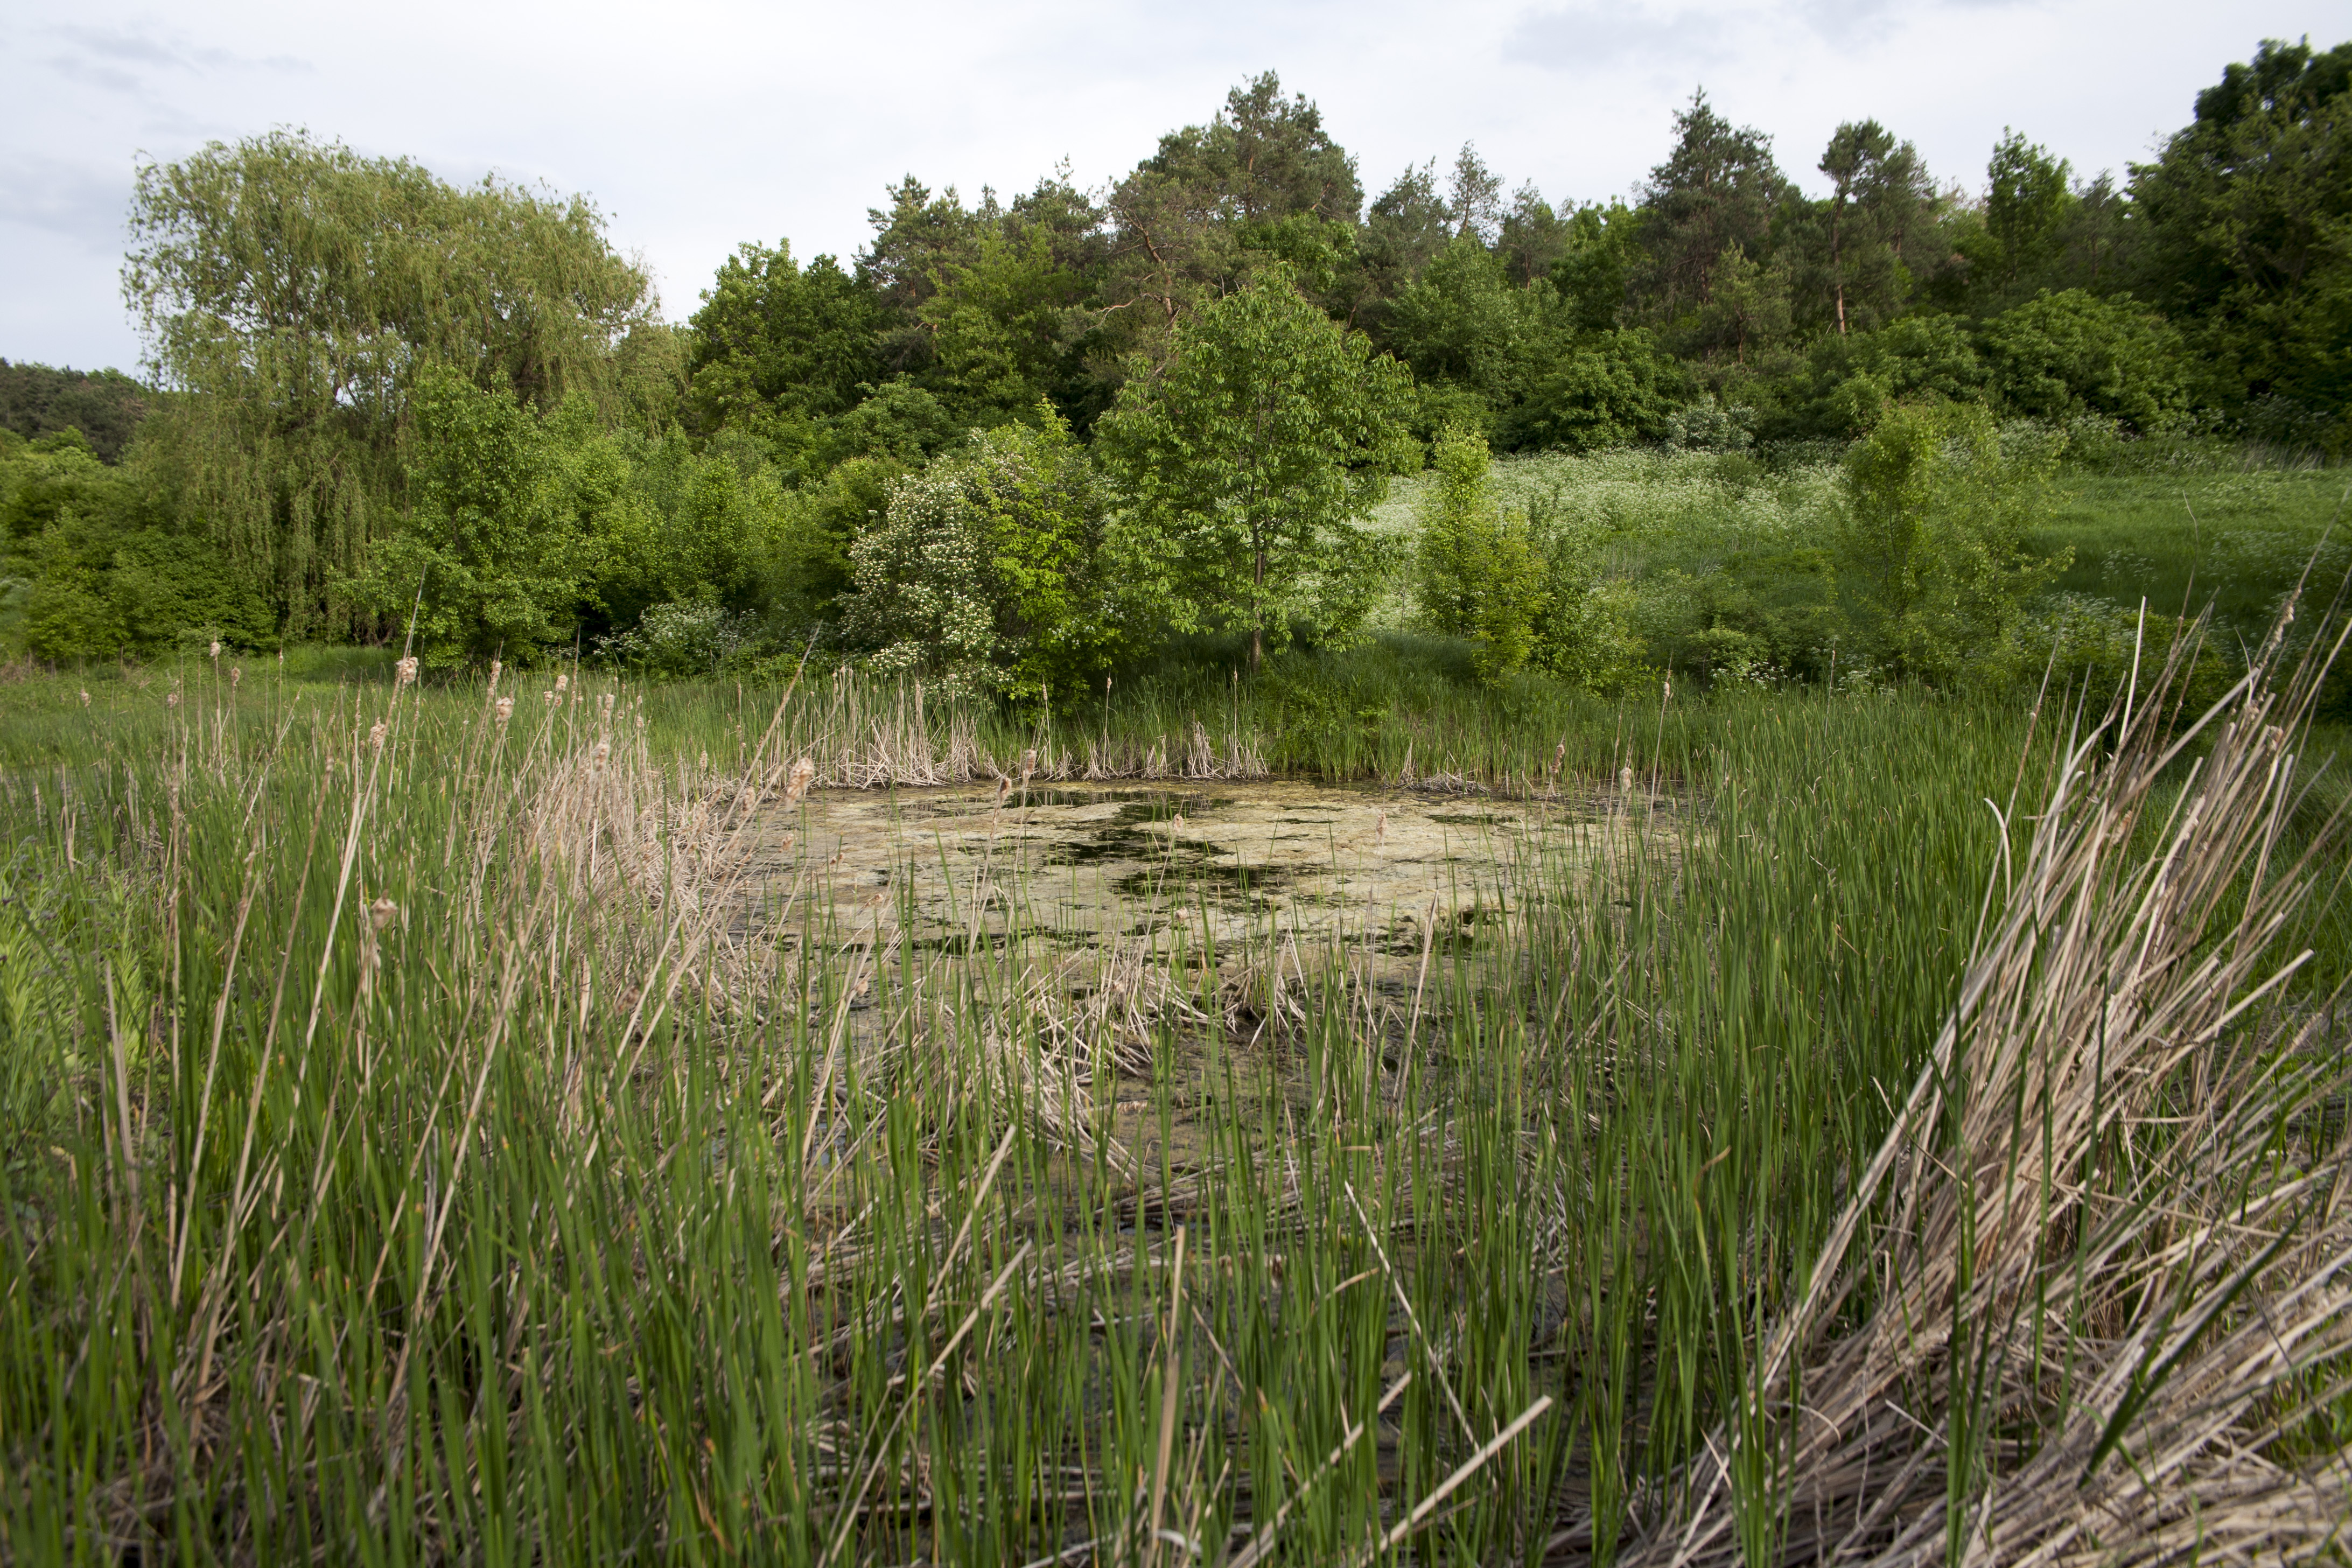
[2,38,2344,680]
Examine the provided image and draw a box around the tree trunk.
[1251,540,1266,668]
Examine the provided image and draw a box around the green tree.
[1633,92,1789,324]
[1412,426,1547,680]
[1098,271,1415,666]
[842,411,1126,699]
[0,361,150,463]
[349,367,606,666]
[1494,329,1688,451]
[2131,37,2352,420]
[1973,131,2075,304]
[1978,289,2189,430]
[123,130,652,634]
[1774,315,1989,438]
[1103,74,1362,357]
[1832,402,2068,683]
[1802,121,1940,335]
[684,242,882,451]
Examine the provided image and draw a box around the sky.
[6,0,2349,376]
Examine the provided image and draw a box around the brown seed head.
[369,719,389,752]
[79,689,90,707]
[229,666,242,688]
[367,896,398,933]
[493,696,515,725]
[395,656,419,688]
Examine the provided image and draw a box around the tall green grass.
[1,640,2344,1563]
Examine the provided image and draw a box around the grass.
[3,596,2349,1563]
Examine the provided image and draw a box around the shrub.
[842,410,1130,701]
[1494,329,1688,452]
[1832,401,2070,683]
[1411,426,1548,681]
[1979,289,2190,433]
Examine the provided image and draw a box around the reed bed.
[0,617,2346,1564]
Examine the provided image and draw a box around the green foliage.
[1633,92,1789,325]
[842,410,1128,699]
[124,129,653,633]
[1979,131,2075,299]
[1776,315,1990,438]
[1978,289,2189,431]
[354,369,799,668]
[1791,121,1939,337]
[351,367,602,663]
[2131,37,2352,424]
[0,360,149,464]
[1495,329,1689,451]
[0,429,268,660]
[1411,426,1548,680]
[1098,271,1417,664]
[1831,402,2069,683]
[684,242,882,444]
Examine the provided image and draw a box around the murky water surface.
[741,780,1672,951]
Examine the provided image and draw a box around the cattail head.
[1374,807,1388,847]
[493,696,515,726]
[784,757,816,808]
[368,719,389,752]
[367,896,398,934]
[487,659,502,692]
[599,692,615,715]
[208,640,221,661]
[544,688,561,705]
[395,656,419,688]
[591,739,611,766]
[1662,678,1672,702]
[229,666,242,688]
[994,774,1012,805]
[1619,765,1635,795]
[165,692,180,709]
[1019,748,1037,782]
[78,689,90,708]
[554,673,570,694]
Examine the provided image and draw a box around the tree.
[1774,315,1989,438]
[842,412,1128,699]
[2131,37,2352,419]
[1103,73,1362,356]
[0,361,149,463]
[1978,131,2074,301]
[1978,289,2189,431]
[1097,271,1415,666]
[1832,402,2067,683]
[1447,143,1505,244]
[1495,330,1688,451]
[1804,121,1938,335]
[684,242,882,449]
[1633,92,1789,323]
[347,367,606,665]
[123,130,652,634]
[1412,426,1546,680]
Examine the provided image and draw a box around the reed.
[0,608,2344,1564]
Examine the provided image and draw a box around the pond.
[739,778,1677,956]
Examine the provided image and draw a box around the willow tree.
[124,129,653,634]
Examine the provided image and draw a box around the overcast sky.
[6,0,2349,375]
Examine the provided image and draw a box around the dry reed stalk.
[1613,604,2352,1566]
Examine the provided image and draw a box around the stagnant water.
[739,779,1677,954]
